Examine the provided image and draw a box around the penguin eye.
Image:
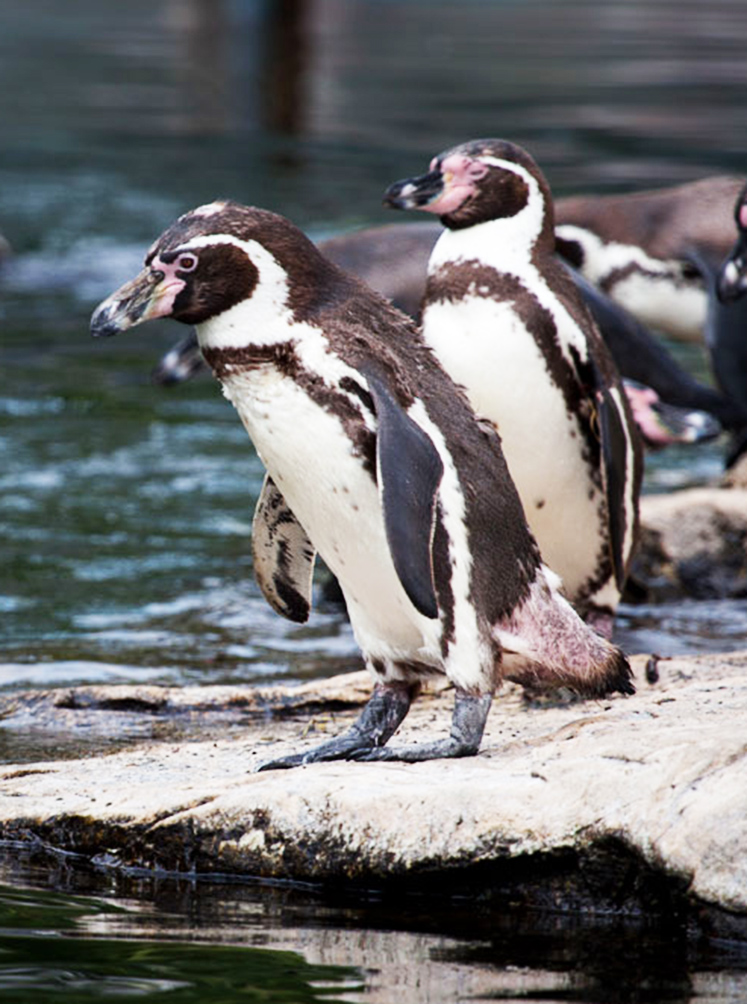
[177,254,198,273]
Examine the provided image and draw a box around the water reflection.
[0,848,745,1004]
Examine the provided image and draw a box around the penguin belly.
[221,367,443,665]
[422,295,609,607]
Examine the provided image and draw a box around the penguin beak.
[716,252,747,304]
[384,155,488,217]
[90,267,184,338]
[151,332,204,385]
[623,380,721,448]
[383,169,446,212]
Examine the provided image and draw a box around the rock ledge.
[0,652,745,929]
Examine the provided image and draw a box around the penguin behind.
[384,138,642,639]
[555,175,745,342]
[91,200,633,767]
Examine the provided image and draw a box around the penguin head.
[383,138,554,239]
[91,202,343,341]
[717,183,747,304]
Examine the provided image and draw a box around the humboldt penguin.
[692,191,747,464]
[716,181,747,304]
[91,200,632,766]
[384,138,642,638]
[555,175,745,342]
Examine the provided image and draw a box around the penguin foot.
[349,691,493,763]
[256,681,417,772]
[256,734,376,770]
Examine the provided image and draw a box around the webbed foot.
[348,691,493,763]
[256,681,417,771]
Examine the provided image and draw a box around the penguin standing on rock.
[91,201,633,767]
[384,139,642,639]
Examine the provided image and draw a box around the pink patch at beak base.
[425,154,489,215]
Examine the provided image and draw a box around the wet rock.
[723,452,747,489]
[0,653,745,925]
[634,487,747,599]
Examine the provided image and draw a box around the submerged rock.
[0,652,745,930]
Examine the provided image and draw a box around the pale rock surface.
[0,651,745,919]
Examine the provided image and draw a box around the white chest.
[220,366,442,662]
[422,258,605,598]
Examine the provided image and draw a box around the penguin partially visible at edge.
[90,200,633,767]
[384,138,642,639]
[716,182,747,305]
[691,189,747,465]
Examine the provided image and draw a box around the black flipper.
[596,387,629,591]
[251,474,316,623]
[361,367,444,619]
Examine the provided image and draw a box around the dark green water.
[2,0,747,999]
[0,844,746,1004]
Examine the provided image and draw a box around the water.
[2,0,747,999]
[0,845,745,1004]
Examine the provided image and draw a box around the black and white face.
[383,139,544,231]
[717,186,747,304]
[90,201,331,346]
[143,239,259,326]
[90,203,268,338]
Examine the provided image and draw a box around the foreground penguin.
[385,139,642,638]
[91,201,633,766]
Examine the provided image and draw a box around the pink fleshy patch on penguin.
[423,154,489,216]
[143,253,195,320]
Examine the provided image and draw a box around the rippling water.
[0,846,745,1004]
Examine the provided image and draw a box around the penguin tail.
[495,571,635,698]
[574,645,635,698]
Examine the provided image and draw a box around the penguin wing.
[362,368,444,619]
[252,474,316,623]
[596,386,629,591]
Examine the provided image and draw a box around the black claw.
[256,753,311,772]
[256,736,373,772]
